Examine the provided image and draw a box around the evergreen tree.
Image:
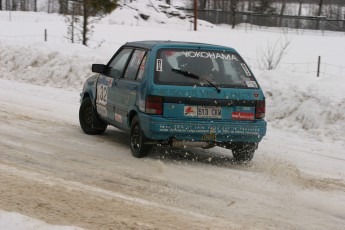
[67,0,117,46]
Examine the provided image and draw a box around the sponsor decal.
[157,124,261,136]
[115,113,122,123]
[156,59,163,71]
[98,76,113,87]
[182,51,239,61]
[241,63,252,76]
[232,111,254,121]
[246,81,258,88]
[184,106,197,116]
[164,50,176,56]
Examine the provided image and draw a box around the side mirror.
[92,64,106,74]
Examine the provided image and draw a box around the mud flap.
[92,108,106,130]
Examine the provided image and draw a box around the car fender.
[81,74,98,106]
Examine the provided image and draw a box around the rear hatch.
[151,48,265,121]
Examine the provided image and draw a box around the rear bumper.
[138,113,267,143]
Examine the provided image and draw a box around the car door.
[95,48,133,123]
[113,49,147,128]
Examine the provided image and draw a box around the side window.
[137,54,147,81]
[123,50,147,81]
[108,48,132,78]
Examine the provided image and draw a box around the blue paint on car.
[79,41,267,161]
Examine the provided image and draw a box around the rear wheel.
[130,116,151,158]
[232,143,256,162]
[79,97,107,135]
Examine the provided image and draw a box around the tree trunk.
[296,0,303,29]
[12,0,17,10]
[20,0,25,11]
[199,0,207,10]
[48,0,51,13]
[247,0,253,12]
[82,0,89,46]
[318,0,324,16]
[231,0,238,29]
[279,0,286,27]
[317,0,324,30]
[193,0,197,31]
[59,0,68,14]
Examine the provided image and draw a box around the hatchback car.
[79,41,267,161]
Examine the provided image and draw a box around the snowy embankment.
[1,39,344,145]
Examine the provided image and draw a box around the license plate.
[198,106,221,118]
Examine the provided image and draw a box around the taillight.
[145,96,163,115]
[255,100,265,119]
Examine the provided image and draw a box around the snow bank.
[0,41,103,90]
[259,70,345,143]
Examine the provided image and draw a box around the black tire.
[79,97,107,135]
[130,116,151,158]
[232,143,256,162]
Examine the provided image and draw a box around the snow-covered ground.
[0,0,345,229]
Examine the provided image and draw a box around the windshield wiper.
[171,68,221,93]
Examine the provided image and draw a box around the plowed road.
[1,79,345,230]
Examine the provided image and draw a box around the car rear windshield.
[154,49,259,89]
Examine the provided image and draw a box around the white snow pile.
[0,41,103,90]
[102,0,214,28]
[259,71,345,143]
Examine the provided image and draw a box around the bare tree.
[259,31,291,70]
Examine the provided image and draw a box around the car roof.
[124,40,236,52]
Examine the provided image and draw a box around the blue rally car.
[79,41,267,161]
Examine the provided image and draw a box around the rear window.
[154,49,258,89]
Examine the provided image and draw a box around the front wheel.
[130,116,151,158]
[79,97,107,135]
[232,143,256,162]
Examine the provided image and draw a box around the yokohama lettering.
[182,51,238,61]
